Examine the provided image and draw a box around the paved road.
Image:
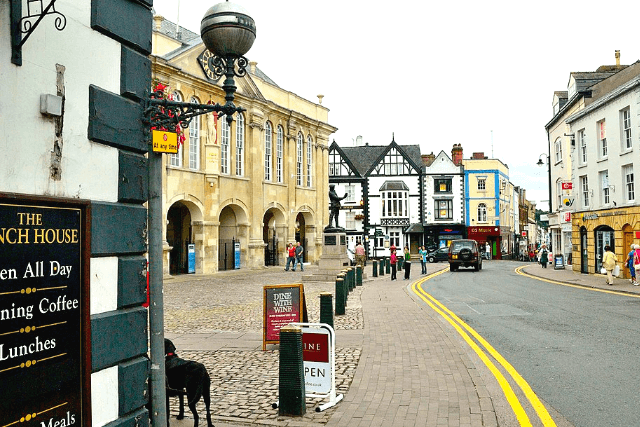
[419,260,640,427]
[162,260,640,426]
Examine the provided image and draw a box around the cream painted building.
[152,16,336,274]
[463,154,514,259]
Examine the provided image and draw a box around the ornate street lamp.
[146,3,255,424]
[144,0,256,129]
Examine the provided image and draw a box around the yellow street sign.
[152,130,178,154]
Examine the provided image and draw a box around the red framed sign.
[263,284,307,350]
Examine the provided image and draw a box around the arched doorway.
[594,225,614,273]
[167,202,191,275]
[219,206,238,271]
[295,212,306,262]
[263,210,278,266]
[580,227,588,274]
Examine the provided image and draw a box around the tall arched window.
[264,121,272,181]
[188,97,200,170]
[276,125,284,183]
[306,135,313,187]
[169,91,183,167]
[235,113,245,176]
[477,203,487,222]
[296,132,303,186]
[220,116,230,174]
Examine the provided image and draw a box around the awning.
[404,223,424,233]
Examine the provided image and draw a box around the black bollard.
[379,258,385,276]
[385,257,390,274]
[338,273,348,302]
[320,292,334,329]
[335,277,345,315]
[348,268,355,291]
[279,325,306,416]
[356,265,362,286]
[372,260,378,277]
[398,257,403,271]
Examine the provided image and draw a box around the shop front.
[424,224,466,250]
[572,207,640,275]
[467,226,502,259]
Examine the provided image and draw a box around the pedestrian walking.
[293,241,304,271]
[626,243,637,285]
[355,241,366,267]
[284,243,296,271]
[390,248,397,280]
[419,245,428,274]
[602,245,616,285]
[539,245,549,268]
[632,244,640,286]
[403,245,411,280]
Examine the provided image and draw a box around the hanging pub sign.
[0,193,91,427]
[263,284,307,350]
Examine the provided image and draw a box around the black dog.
[165,338,214,427]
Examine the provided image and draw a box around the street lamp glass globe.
[200,1,256,58]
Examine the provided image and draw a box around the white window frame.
[477,178,486,191]
[345,185,355,203]
[389,231,400,248]
[169,91,183,167]
[188,98,201,170]
[296,133,303,186]
[600,170,610,205]
[345,211,355,230]
[581,175,589,207]
[624,164,635,203]
[276,125,284,183]
[598,120,607,159]
[622,108,632,150]
[381,191,408,218]
[477,203,487,222]
[220,117,230,174]
[578,129,587,165]
[306,135,313,187]
[554,137,562,163]
[235,113,244,176]
[264,121,272,181]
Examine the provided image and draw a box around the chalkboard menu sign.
[0,194,90,426]
[263,284,307,350]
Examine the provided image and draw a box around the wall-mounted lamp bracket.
[10,0,67,66]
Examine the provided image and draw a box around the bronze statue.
[326,184,347,231]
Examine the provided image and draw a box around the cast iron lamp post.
[146,2,255,425]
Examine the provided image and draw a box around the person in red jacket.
[390,247,397,280]
[284,243,296,271]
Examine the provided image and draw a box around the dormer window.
[568,76,576,99]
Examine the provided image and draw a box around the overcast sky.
[152,0,640,211]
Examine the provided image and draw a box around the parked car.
[448,239,482,271]
[427,247,449,263]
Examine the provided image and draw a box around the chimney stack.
[472,152,485,160]
[355,135,363,147]
[422,153,436,166]
[451,144,463,166]
[615,50,620,66]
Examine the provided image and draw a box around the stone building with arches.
[151,16,336,274]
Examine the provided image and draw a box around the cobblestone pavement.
[163,265,365,426]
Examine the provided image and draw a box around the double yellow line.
[411,269,556,427]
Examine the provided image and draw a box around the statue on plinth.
[325,184,347,232]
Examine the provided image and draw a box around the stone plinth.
[304,231,350,282]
